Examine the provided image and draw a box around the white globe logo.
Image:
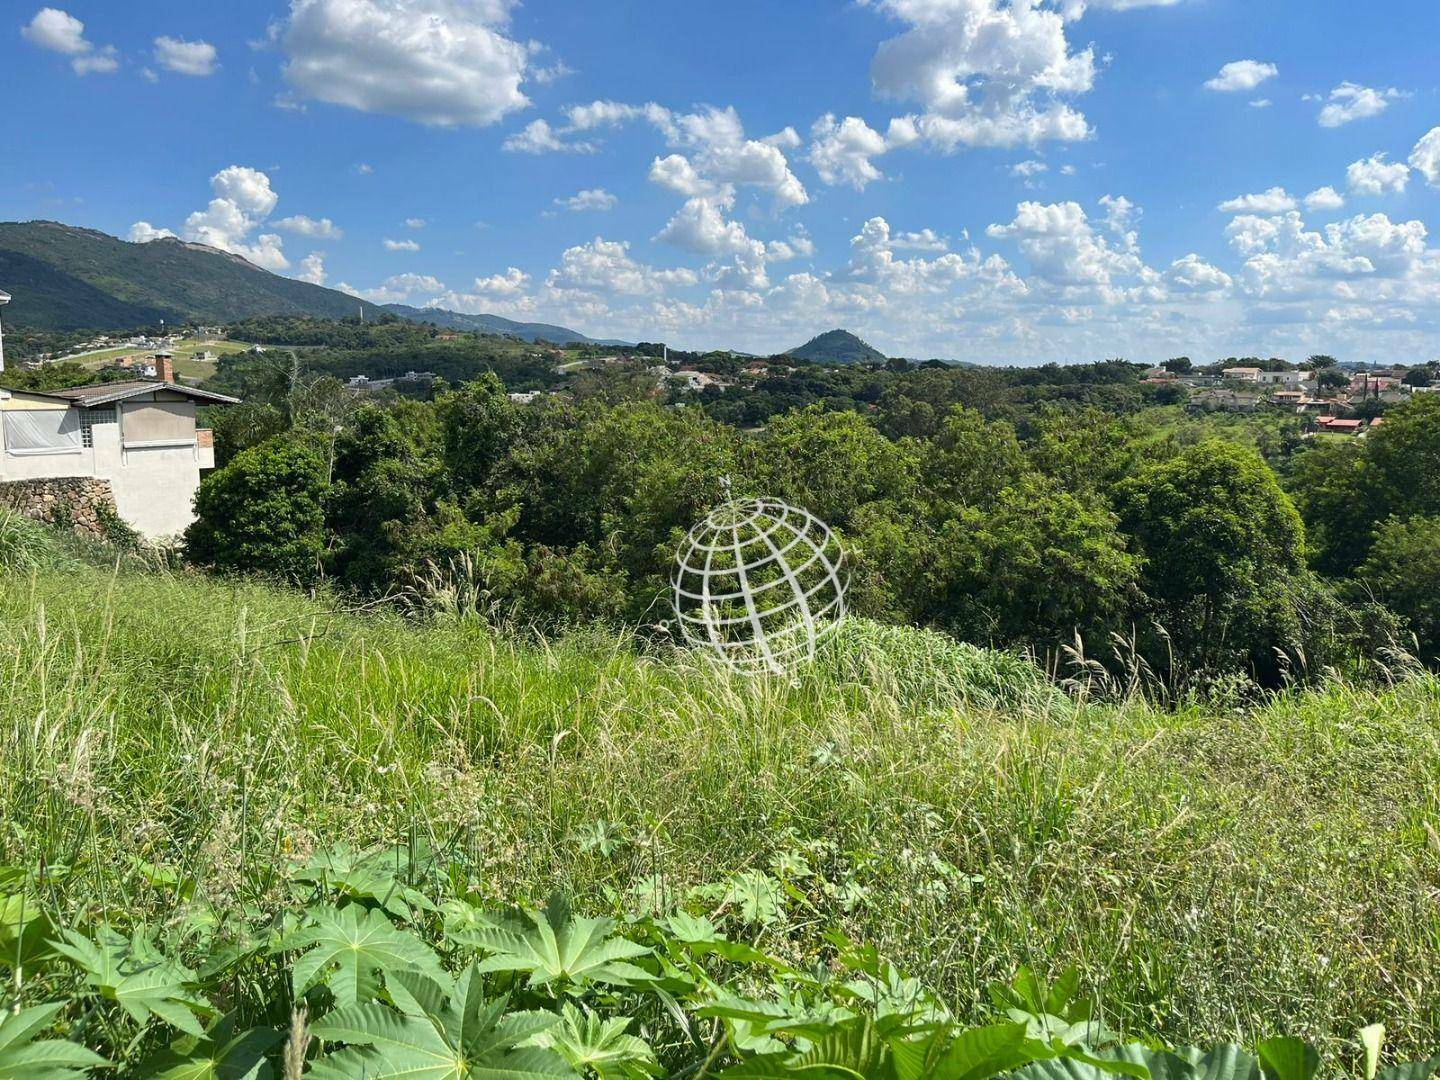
[672,496,848,677]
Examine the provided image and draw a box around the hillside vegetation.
[0,220,387,329]
[384,303,627,346]
[2,513,1439,1075]
[788,329,887,364]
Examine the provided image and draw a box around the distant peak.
[787,329,886,365]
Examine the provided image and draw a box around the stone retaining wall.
[0,477,120,539]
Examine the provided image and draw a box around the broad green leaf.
[1257,1038,1319,1080]
[51,926,210,1036]
[0,1002,110,1080]
[1103,1044,1260,1080]
[135,1011,280,1079]
[664,913,789,969]
[310,1003,461,1080]
[531,1003,658,1079]
[722,871,785,928]
[280,904,445,1006]
[291,844,437,919]
[0,893,56,968]
[309,969,573,1080]
[457,901,651,990]
[915,1022,1030,1080]
[1377,1057,1440,1080]
[719,1016,884,1078]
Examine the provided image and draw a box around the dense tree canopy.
[181,338,1437,686]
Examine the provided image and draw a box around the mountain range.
[0,221,617,345]
[0,222,906,363]
[382,304,630,346]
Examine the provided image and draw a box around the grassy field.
[2,515,1439,1070]
[56,336,256,380]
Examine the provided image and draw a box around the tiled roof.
[38,380,240,407]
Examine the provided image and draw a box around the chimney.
[155,354,175,383]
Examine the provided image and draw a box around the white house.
[1257,370,1308,388]
[0,361,238,538]
[1222,366,1262,382]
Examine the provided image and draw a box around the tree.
[435,373,517,506]
[1316,367,1350,390]
[1117,440,1307,679]
[327,405,445,590]
[925,475,1140,649]
[922,407,1026,508]
[1162,357,1193,374]
[755,406,919,533]
[1357,395,1440,527]
[1402,367,1433,388]
[205,401,287,467]
[498,400,741,618]
[186,435,330,581]
[1356,516,1440,660]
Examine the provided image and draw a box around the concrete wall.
[103,416,203,539]
[0,476,120,539]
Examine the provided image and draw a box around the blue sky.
[8,0,1440,362]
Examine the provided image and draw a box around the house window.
[79,407,116,448]
[2,408,83,456]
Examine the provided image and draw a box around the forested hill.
[383,304,631,346]
[788,329,887,364]
[0,220,387,329]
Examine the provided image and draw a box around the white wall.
[97,410,204,540]
[1,398,208,540]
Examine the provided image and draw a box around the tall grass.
[1,521,1438,1057]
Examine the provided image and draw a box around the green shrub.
[0,507,61,570]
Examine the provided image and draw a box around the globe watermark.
[672,494,848,678]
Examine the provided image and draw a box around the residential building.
[670,370,711,392]
[1257,370,1307,388]
[1222,366,1262,381]
[1,357,237,538]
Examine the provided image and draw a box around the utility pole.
[0,289,9,374]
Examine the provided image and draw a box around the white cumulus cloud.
[472,267,531,296]
[280,0,533,127]
[383,238,421,251]
[1410,126,1440,187]
[555,188,618,212]
[297,252,327,284]
[128,222,177,243]
[503,119,595,154]
[866,0,1096,151]
[1204,60,1277,93]
[1347,153,1410,196]
[180,165,290,271]
[1217,187,1296,214]
[22,7,118,74]
[154,35,218,76]
[1303,186,1345,212]
[1317,82,1403,128]
[339,273,446,304]
[274,215,343,239]
[548,237,697,296]
[808,114,891,189]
